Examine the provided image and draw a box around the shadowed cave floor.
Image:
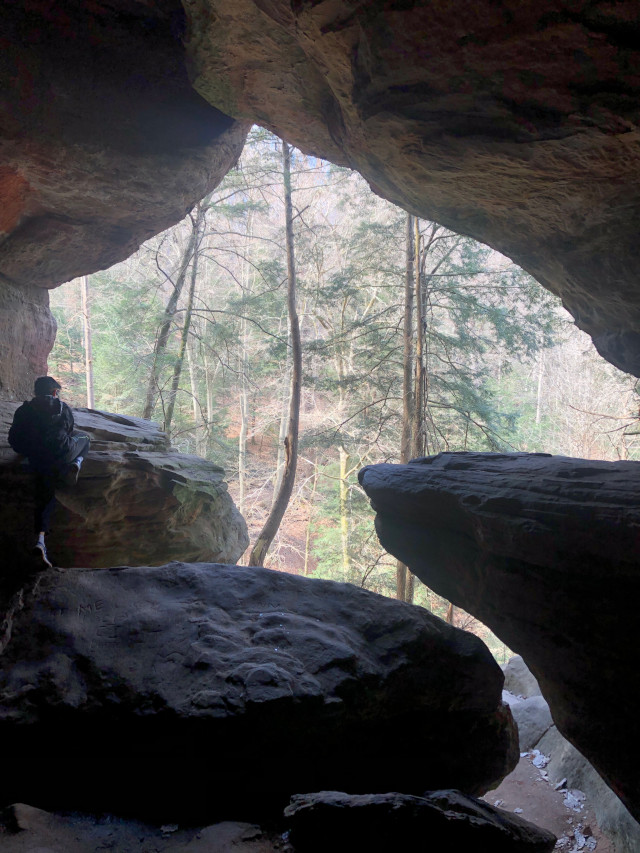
[485,754,614,852]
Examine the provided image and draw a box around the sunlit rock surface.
[0,562,517,822]
[184,0,640,377]
[359,451,640,821]
[0,403,248,568]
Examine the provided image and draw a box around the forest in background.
[48,128,640,661]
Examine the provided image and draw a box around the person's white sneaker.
[65,460,81,486]
[33,539,53,568]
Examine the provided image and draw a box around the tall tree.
[81,274,95,408]
[397,213,414,601]
[163,202,206,432]
[249,140,302,566]
[142,212,203,420]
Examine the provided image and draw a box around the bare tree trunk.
[205,352,215,456]
[412,215,424,461]
[271,325,292,509]
[80,275,95,408]
[142,216,201,420]
[249,140,302,567]
[238,212,256,514]
[536,353,545,425]
[303,455,318,576]
[186,339,201,452]
[164,216,203,433]
[339,444,351,581]
[397,213,415,602]
[238,313,249,514]
[445,602,455,625]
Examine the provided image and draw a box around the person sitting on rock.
[8,376,91,568]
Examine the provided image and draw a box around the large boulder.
[0,403,248,569]
[503,694,554,753]
[359,451,640,822]
[504,655,543,700]
[0,562,517,822]
[285,790,556,853]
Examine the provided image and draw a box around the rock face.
[0,562,517,822]
[0,0,248,397]
[537,727,640,853]
[504,655,640,853]
[0,403,248,568]
[0,282,55,400]
[3,1,640,376]
[504,654,543,700]
[285,790,556,853]
[358,451,640,822]
[186,0,640,375]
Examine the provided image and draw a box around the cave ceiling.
[1,0,640,375]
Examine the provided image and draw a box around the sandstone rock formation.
[359,452,640,821]
[0,282,55,400]
[0,1,248,397]
[0,562,517,822]
[504,655,640,853]
[0,403,248,569]
[186,0,640,376]
[3,1,640,380]
[285,790,556,853]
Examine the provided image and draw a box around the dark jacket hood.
[30,395,63,415]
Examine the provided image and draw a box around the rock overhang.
[359,451,640,823]
[1,0,640,390]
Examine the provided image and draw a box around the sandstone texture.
[0,0,248,397]
[359,451,640,821]
[0,403,248,569]
[175,0,640,376]
[0,282,55,401]
[1,2,640,378]
[0,562,517,822]
[284,790,556,852]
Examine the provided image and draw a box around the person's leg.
[64,432,91,465]
[63,432,91,485]
[33,470,56,568]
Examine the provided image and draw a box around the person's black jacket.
[8,396,74,464]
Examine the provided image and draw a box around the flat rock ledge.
[359,451,640,823]
[285,790,556,853]
[0,403,248,568]
[0,562,517,823]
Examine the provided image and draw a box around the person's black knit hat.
[34,376,61,396]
